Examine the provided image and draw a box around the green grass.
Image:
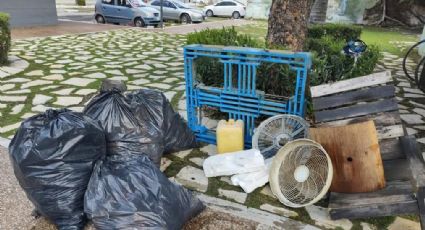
[360,26,419,57]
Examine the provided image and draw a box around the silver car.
[149,0,205,24]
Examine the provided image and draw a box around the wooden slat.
[380,138,404,160]
[328,180,418,220]
[315,112,402,128]
[377,125,405,140]
[315,98,399,123]
[310,71,392,98]
[401,136,425,189]
[313,85,395,110]
[383,158,411,181]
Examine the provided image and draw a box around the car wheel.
[206,10,213,17]
[232,11,240,19]
[134,18,145,27]
[95,15,105,24]
[180,14,191,24]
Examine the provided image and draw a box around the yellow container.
[216,119,244,154]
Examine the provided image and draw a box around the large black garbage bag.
[127,89,197,154]
[84,152,205,229]
[84,87,164,166]
[84,80,197,166]
[8,109,106,230]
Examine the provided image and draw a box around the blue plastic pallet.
[183,45,312,147]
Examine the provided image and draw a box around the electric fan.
[252,115,309,158]
[269,139,333,208]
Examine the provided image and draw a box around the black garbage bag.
[9,109,106,230]
[127,89,197,154]
[84,80,197,166]
[84,152,205,229]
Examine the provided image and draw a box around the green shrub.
[76,0,86,6]
[308,23,362,41]
[186,25,380,97]
[0,13,10,66]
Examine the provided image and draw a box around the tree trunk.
[266,0,314,51]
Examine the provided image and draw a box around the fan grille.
[253,115,309,158]
[270,139,333,208]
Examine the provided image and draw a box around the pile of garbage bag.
[8,80,203,229]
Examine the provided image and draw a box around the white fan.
[252,115,309,158]
[269,139,333,208]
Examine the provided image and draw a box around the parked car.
[95,0,161,27]
[204,0,246,19]
[149,0,205,24]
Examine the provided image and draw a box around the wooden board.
[310,121,386,193]
[310,71,392,98]
[314,98,399,123]
[328,180,417,220]
[313,85,395,111]
[315,112,402,128]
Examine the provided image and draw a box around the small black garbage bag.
[84,80,197,166]
[84,152,205,229]
[8,109,106,230]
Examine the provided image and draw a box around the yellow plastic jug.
[216,119,244,154]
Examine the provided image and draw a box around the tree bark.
[266,0,314,51]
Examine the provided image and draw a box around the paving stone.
[414,125,425,130]
[126,69,141,74]
[131,78,150,85]
[42,74,64,80]
[86,72,107,79]
[0,122,21,133]
[0,83,15,91]
[21,112,36,119]
[53,88,75,95]
[404,93,425,98]
[200,144,217,156]
[218,189,247,203]
[220,176,232,185]
[260,185,275,198]
[3,89,31,95]
[0,103,6,108]
[413,108,425,117]
[403,87,423,94]
[406,127,418,135]
[68,106,84,112]
[109,76,128,81]
[172,149,192,159]
[25,70,43,76]
[164,91,176,102]
[361,222,375,230]
[40,85,60,91]
[32,105,54,113]
[147,83,171,90]
[53,96,83,106]
[409,101,425,109]
[10,104,24,114]
[3,77,30,83]
[162,77,179,83]
[305,205,353,230]
[75,89,97,96]
[105,70,124,75]
[259,204,298,217]
[418,138,425,145]
[401,114,424,124]
[388,217,420,230]
[0,95,27,102]
[175,166,208,192]
[62,77,96,87]
[160,157,172,172]
[21,80,52,89]
[50,69,67,74]
[190,157,205,167]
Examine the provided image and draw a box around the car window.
[102,0,114,4]
[164,1,175,8]
[215,1,225,6]
[116,0,129,6]
[151,0,160,6]
[174,1,190,9]
[228,2,236,5]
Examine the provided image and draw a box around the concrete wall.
[0,0,58,27]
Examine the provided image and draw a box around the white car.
[204,0,246,19]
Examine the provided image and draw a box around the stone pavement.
[0,28,423,229]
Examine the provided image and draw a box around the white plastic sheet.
[231,158,273,193]
[203,149,265,177]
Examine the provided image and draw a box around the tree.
[266,0,315,51]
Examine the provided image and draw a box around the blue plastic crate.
[183,45,311,147]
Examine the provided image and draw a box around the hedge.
[0,12,10,66]
[307,23,362,41]
[76,0,86,6]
